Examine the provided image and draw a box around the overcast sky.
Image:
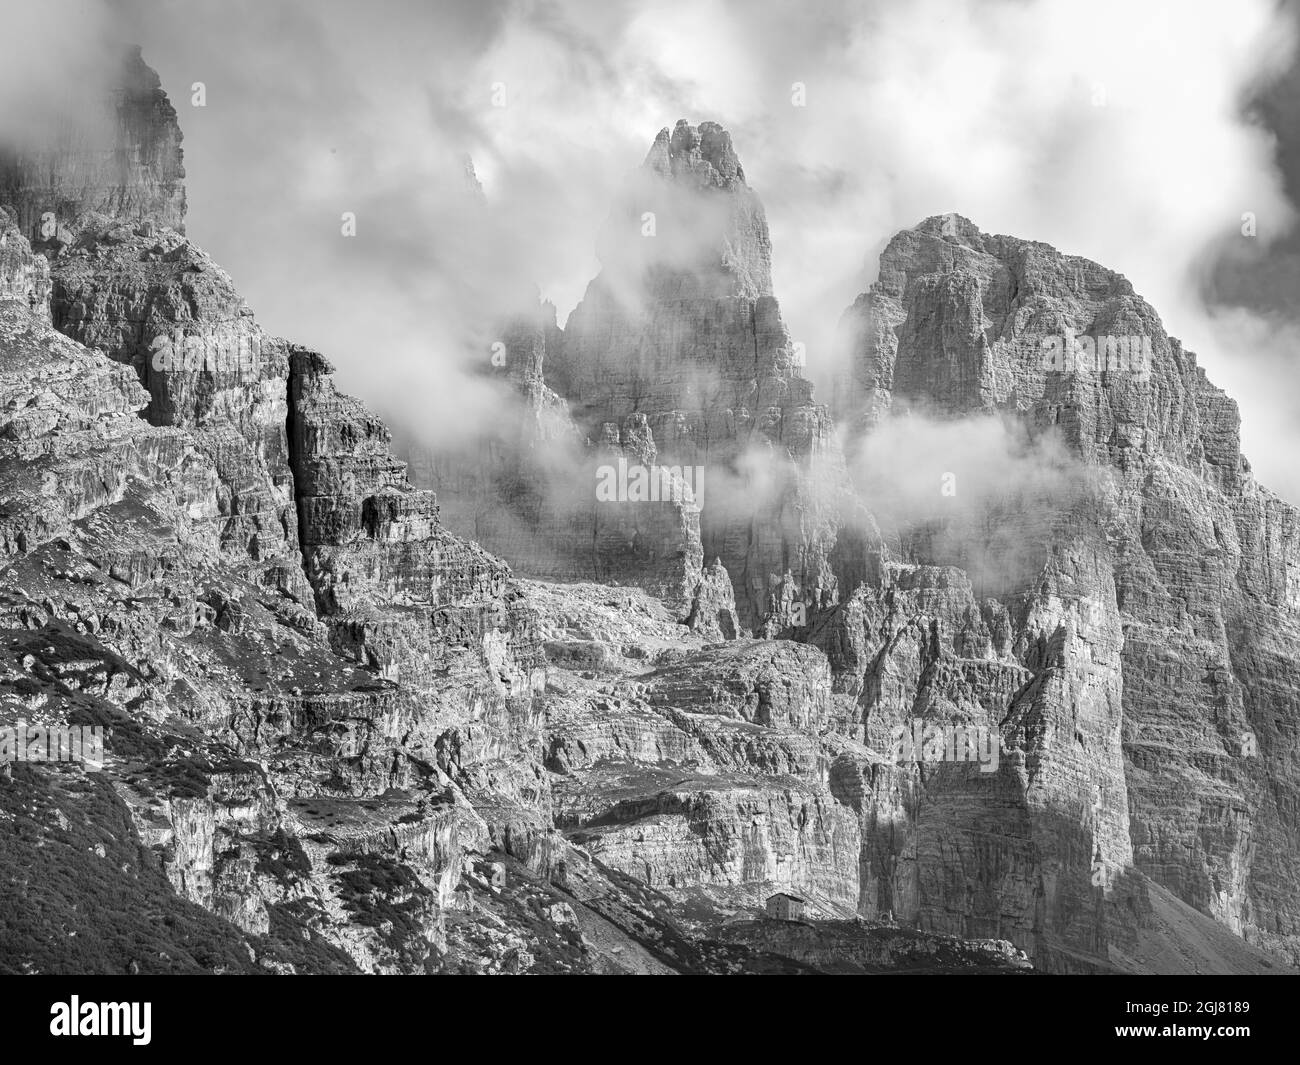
[8,0,1300,499]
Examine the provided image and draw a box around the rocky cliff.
[553,120,852,633]
[404,121,851,635]
[0,51,1295,975]
[824,213,1300,966]
[0,51,554,973]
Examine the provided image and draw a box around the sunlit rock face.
[3,46,295,581]
[0,42,1294,976]
[0,48,556,974]
[828,214,1300,966]
[0,209,51,322]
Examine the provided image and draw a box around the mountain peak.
[911,212,988,247]
[591,120,770,299]
[644,119,747,188]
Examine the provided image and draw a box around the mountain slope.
[0,53,1294,975]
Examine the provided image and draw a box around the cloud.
[0,1,117,143]
[8,0,1300,499]
[842,408,1094,597]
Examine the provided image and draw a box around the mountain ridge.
[0,52,1294,974]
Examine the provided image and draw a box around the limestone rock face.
[0,209,51,321]
[684,557,740,640]
[548,121,848,630]
[0,285,201,558]
[287,345,544,704]
[404,124,849,635]
[829,214,1300,966]
[50,218,301,575]
[1,44,293,583]
[537,584,864,912]
[0,49,554,974]
[809,556,1131,963]
[2,48,1295,976]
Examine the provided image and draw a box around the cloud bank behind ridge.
[5,0,1298,498]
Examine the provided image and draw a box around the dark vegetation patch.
[0,765,260,974]
[326,852,434,970]
[260,900,358,975]
[253,828,312,884]
[0,765,361,974]
[66,699,260,801]
[439,855,591,974]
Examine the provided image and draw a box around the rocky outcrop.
[404,121,850,634]
[684,557,740,640]
[2,44,1295,976]
[0,208,51,321]
[0,216,204,557]
[0,48,552,973]
[551,120,848,631]
[828,213,1300,965]
[51,218,302,579]
[286,344,545,722]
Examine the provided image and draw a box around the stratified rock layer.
[1,47,1295,976]
[406,121,850,635]
[829,214,1300,965]
[0,50,549,973]
[552,120,847,631]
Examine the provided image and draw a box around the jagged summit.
[911,212,986,243]
[892,213,1139,301]
[829,211,1300,966]
[591,118,772,299]
[644,119,748,188]
[3,42,1297,976]
[544,120,838,629]
[840,212,1179,438]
